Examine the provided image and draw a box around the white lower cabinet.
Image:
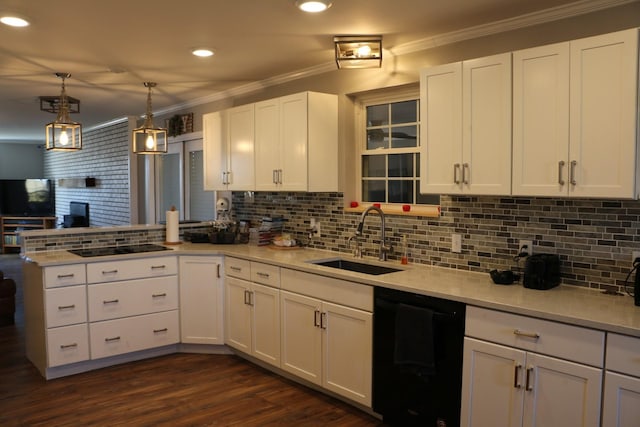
[602,333,640,427]
[225,259,281,367]
[280,269,373,407]
[461,306,603,427]
[179,256,224,345]
[46,323,89,367]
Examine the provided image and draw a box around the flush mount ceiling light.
[132,82,168,154]
[295,0,332,13]
[334,35,383,69]
[191,48,214,57]
[0,15,30,27]
[45,73,82,151]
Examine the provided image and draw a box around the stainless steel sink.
[308,258,403,275]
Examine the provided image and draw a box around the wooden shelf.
[1,216,57,254]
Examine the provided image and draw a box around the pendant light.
[132,82,168,154]
[45,73,82,151]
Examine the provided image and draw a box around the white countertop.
[24,242,640,337]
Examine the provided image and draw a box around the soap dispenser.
[401,234,408,265]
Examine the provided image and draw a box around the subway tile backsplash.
[232,192,640,294]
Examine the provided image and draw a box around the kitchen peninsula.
[20,224,640,425]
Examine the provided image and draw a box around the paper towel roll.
[165,209,180,243]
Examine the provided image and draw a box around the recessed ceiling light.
[295,0,332,13]
[0,15,30,27]
[192,48,214,58]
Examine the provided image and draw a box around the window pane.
[189,150,215,221]
[388,154,413,177]
[391,100,417,123]
[367,104,388,126]
[158,152,182,222]
[367,128,388,150]
[416,180,440,204]
[388,180,413,203]
[362,180,386,202]
[362,155,386,177]
[390,125,418,148]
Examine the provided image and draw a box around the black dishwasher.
[373,286,465,427]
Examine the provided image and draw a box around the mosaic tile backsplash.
[232,192,640,294]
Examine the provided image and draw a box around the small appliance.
[523,253,561,290]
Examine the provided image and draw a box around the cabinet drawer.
[251,262,280,287]
[466,306,604,367]
[606,333,640,376]
[88,276,178,322]
[45,285,87,328]
[44,264,86,288]
[87,256,177,283]
[47,323,89,367]
[225,257,251,280]
[280,268,373,312]
[89,310,179,359]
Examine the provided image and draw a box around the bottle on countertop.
[401,234,408,265]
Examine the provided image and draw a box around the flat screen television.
[0,179,55,217]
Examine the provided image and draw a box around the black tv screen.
[0,179,55,217]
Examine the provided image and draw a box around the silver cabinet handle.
[151,265,166,270]
[570,160,577,185]
[278,169,283,184]
[217,264,221,279]
[103,299,119,305]
[227,171,232,185]
[313,309,321,327]
[320,312,327,330]
[152,293,167,298]
[230,266,242,272]
[513,329,540,340]
[153,328,168,334]
[243,290,253,306]
[525,366,535,391]
[558,160,565,185]
[462,163,470,185]
[60,343,78,349]
[102,270,118,275]
[514,364,523,389]
[256,272,270,278]
[272,169,278,184]
[221,172,226,184]
[105,336,121,342]
[453,163,461,184]
[57,273,75,279]
[58,304,76,310]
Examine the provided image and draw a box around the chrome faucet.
[355,206,393,261]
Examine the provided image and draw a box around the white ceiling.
[0,0,631,143]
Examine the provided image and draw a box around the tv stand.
[1,216,57,254]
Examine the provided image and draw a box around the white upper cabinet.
[512,42,570,196]
[254,91,338,192]
[513,29,639,198]
[203,104,255,191]
[420,53,512,195]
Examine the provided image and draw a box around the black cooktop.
[68,243,171,258]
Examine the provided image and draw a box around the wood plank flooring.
[0,255,384,426]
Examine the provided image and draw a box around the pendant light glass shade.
[132,82,168,154]
[45,73,82,151]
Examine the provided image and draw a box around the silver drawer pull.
[152,293,167,298]
[103,299,119,305]
[57,273,75,279]
[151,265,166,270]
[256,272,270,278]
[153,328,168,333]
[58,304,76,310]
[102,269,118,275]
[60,343,78,349]
[230,266,242,272]
[105,336,121,342]
[513,329,540,340]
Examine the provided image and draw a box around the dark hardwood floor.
[0,254,384,426]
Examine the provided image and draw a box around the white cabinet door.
[461,337,526,427]
[254,99,281,191]
[203,111,226,190]
[179,256,223,345]
[512,42,570,196]
[420,62,463,194]
[602,372,640,427]
[462,53,512,195]
[226,104,255,190]
[251,283,280,367]
[569,29,638,199]
[280,290,322,385]
[280,92,309,191]
[524,352,602,427]
[224,276,252,353]
[46,323,89,367]
[322,301,372,407]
